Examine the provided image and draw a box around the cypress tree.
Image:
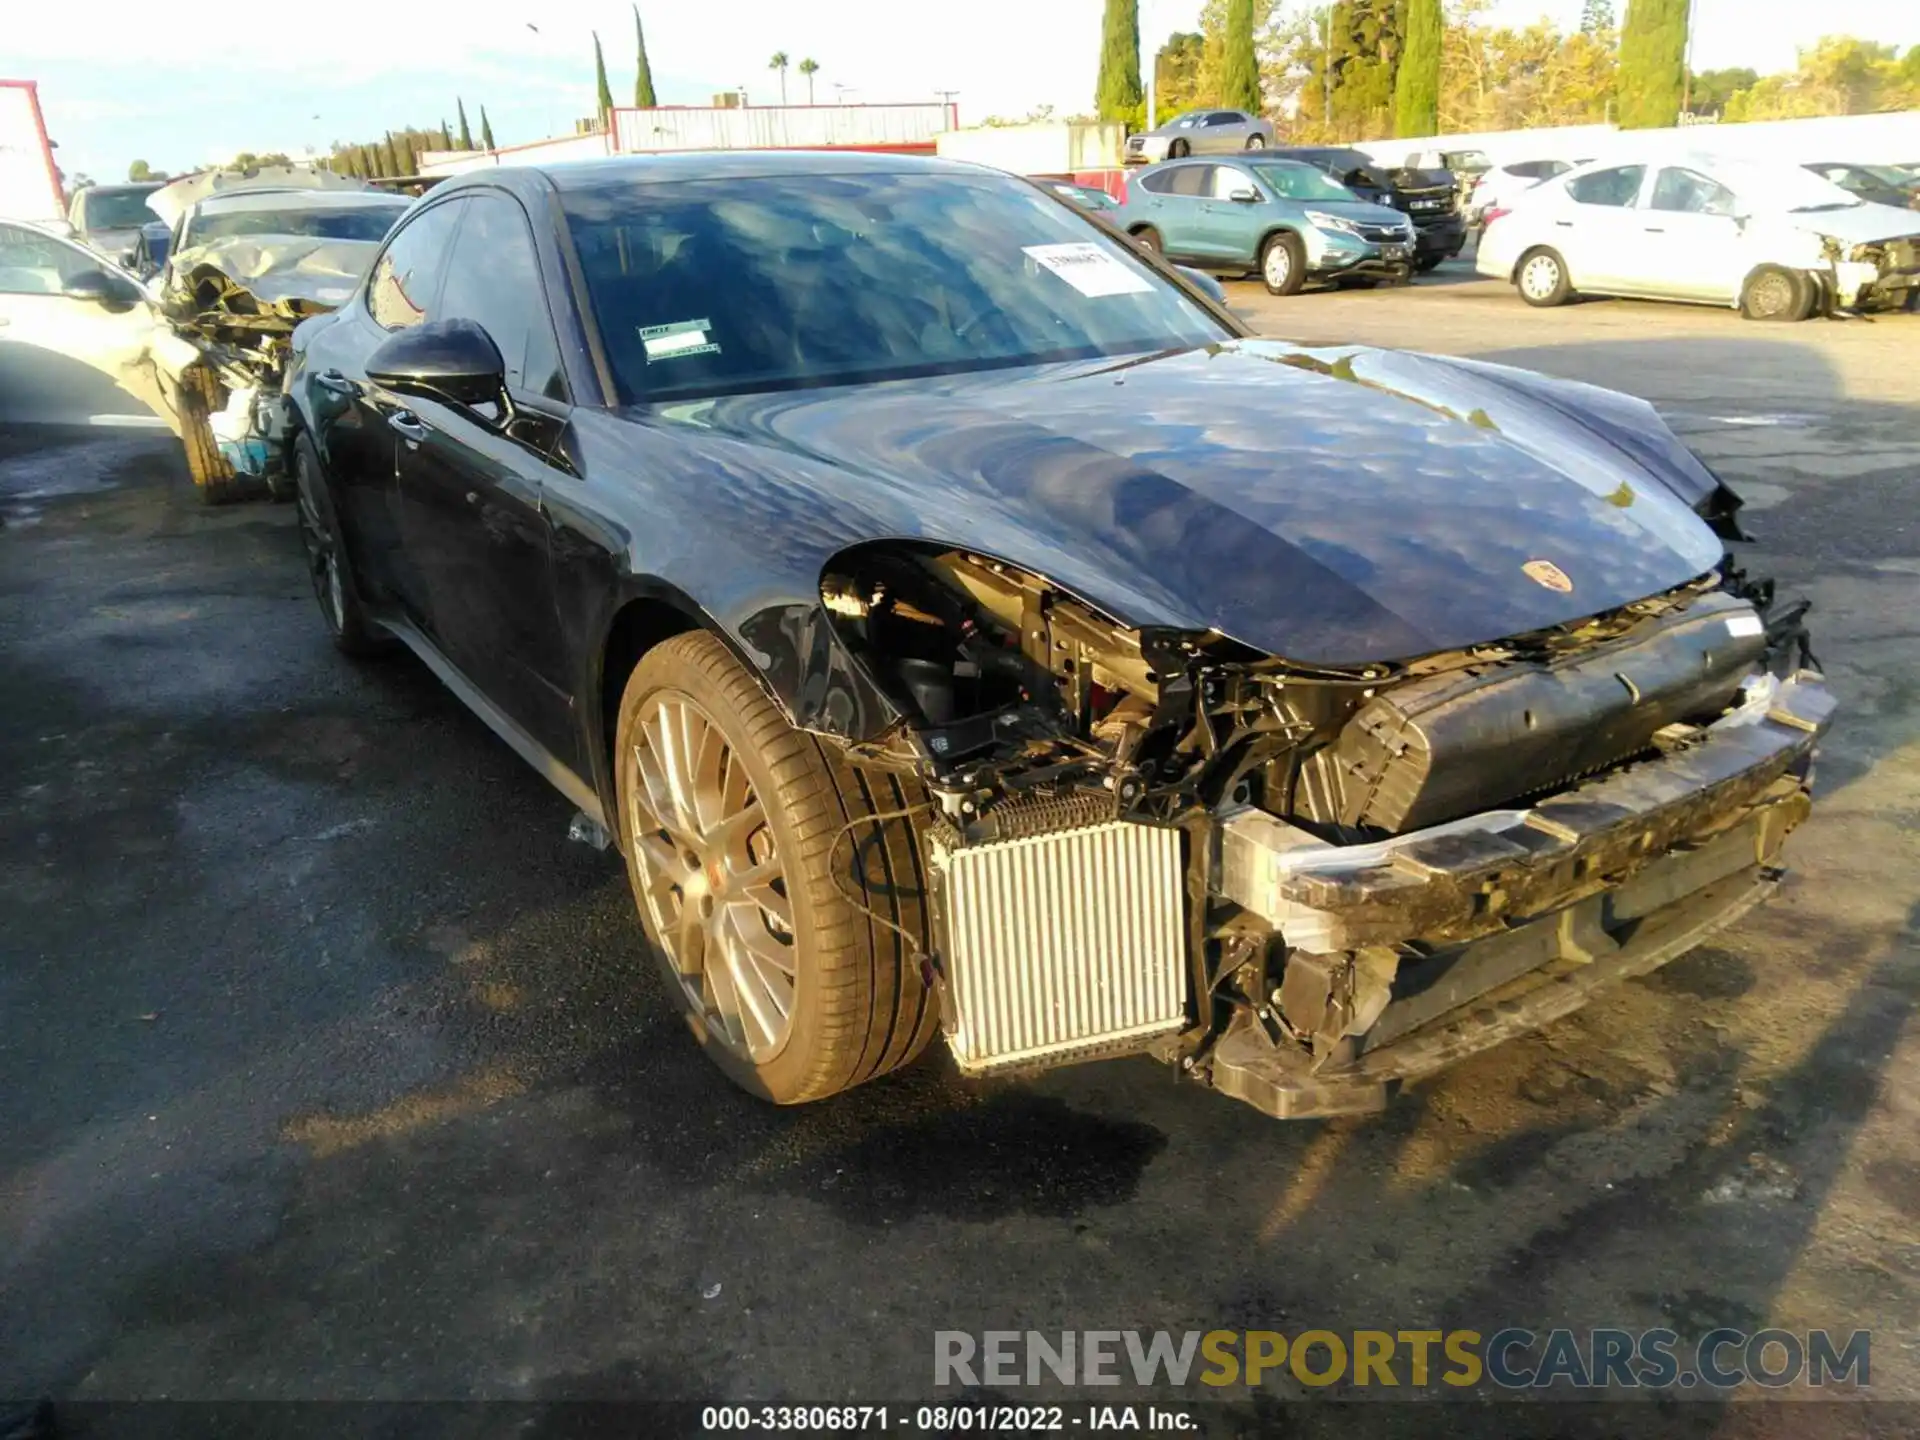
[480,108,497,151]
[1220,0,1262,113]
[1617,0,1689,128]
[1094,0,1143,123]
[634,5,658,108]
[383,132,403,177]
[456,98,474,149]
[594,32,615,120]
[1393,0,1441,136]
[439,119,453,149]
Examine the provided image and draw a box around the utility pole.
[1680,0,1698,117]
[1323,7,1333,131]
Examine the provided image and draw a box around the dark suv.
[1272,147,1465,271]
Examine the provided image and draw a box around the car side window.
[1649,167,1738,216]
[1565,166,1647,208]
[1208,113,1240,127]
[435,193,566,400]
[1165,165,1216,198]
[1136,169,1176,195]
[1210,168,1253,200]
[0,223,97,295]
[366,198,465,331]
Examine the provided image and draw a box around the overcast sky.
[14,0,1919,181]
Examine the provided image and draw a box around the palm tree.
[769,51,790,104]
[798,58,820,105]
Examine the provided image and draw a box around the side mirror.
[366,318,506,409]
[1227,186,1261,204]
[62,268,140,310]
[1174,266,1228,305]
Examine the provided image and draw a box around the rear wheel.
[1259,231,1307,296]
[1169,139,1190,159]
[614,631,939,1104]
[1516,247,1573,307]
[293,437,391,657]
[1132,226,1164,255]
[177,365,241,505]
[1740,265,1814,322]
[1245,134,1266,150]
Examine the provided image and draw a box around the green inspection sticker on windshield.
[640,318,720,362]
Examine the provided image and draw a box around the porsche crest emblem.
[1523,559,1574,593]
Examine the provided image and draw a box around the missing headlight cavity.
[812,540,1825,1108]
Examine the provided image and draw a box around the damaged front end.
[819,542,1831,1119]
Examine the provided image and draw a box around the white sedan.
[1475,154,1920,320]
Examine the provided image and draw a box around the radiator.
[930,820,1189,1075]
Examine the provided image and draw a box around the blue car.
[1116,156,1417,294]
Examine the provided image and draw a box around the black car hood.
[634,341,1727,666]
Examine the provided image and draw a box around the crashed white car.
[0,167,407,501]
[145,169,410,497]
[1476,153,1920,319]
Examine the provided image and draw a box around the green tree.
[439,119,454,149]
[769,51,790,104]
[127,159,153,181]
[1580,0,1615,33]
[1220,0,1262,112]
[1616,0,1689,128]
[383,132,403,176]
[1394,0,1443,135]
[1686,65,1754,114]
[1154,31,1208,116]
[457,97,474,149]
[481,107,497,150]
[1095,0,1145,123]
[798,58,820,105]
[634,6,658,107]
[594,32,615,119]
[1326,0,1402,135]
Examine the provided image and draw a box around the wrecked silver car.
[145,169,409,499]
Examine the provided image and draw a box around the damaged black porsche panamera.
[286,152,1833,1119]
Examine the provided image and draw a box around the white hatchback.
[1475,153,1920,320]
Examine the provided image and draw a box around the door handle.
[315,369,358,396]
[388,410,429,441]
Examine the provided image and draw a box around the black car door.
[392,191,580,771]
[312,196,466,627]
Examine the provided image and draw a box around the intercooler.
[929,819,1189,1075]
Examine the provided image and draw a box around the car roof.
[457,150,992,199]
[193,188,410,215]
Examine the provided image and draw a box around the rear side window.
[1565,166,1646,208]
[1207,113,1241,127]
[1164,165,1216,198]
[1136,169,1177,195]
[366,199,464,331]
[436,193,566,399]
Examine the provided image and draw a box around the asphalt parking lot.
[4,267,1918,1429]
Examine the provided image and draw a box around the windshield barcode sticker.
[1022,243,1155,298]
[641,318,720,361]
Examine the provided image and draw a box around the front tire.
[1259,231,1307,296]
[1516,247,1573,307]
[1740,265,1814,322]
[614,631,939,1104]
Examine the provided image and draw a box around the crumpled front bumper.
[1207,669,1834,1119]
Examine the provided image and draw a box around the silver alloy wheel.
[1749,271,1793,317]
[1264,242,1292,289]
[1520,253,1562,301]
[627,690,797,1062]
[1246,134,1266,149]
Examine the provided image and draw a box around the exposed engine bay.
[819,542,1830,1117]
